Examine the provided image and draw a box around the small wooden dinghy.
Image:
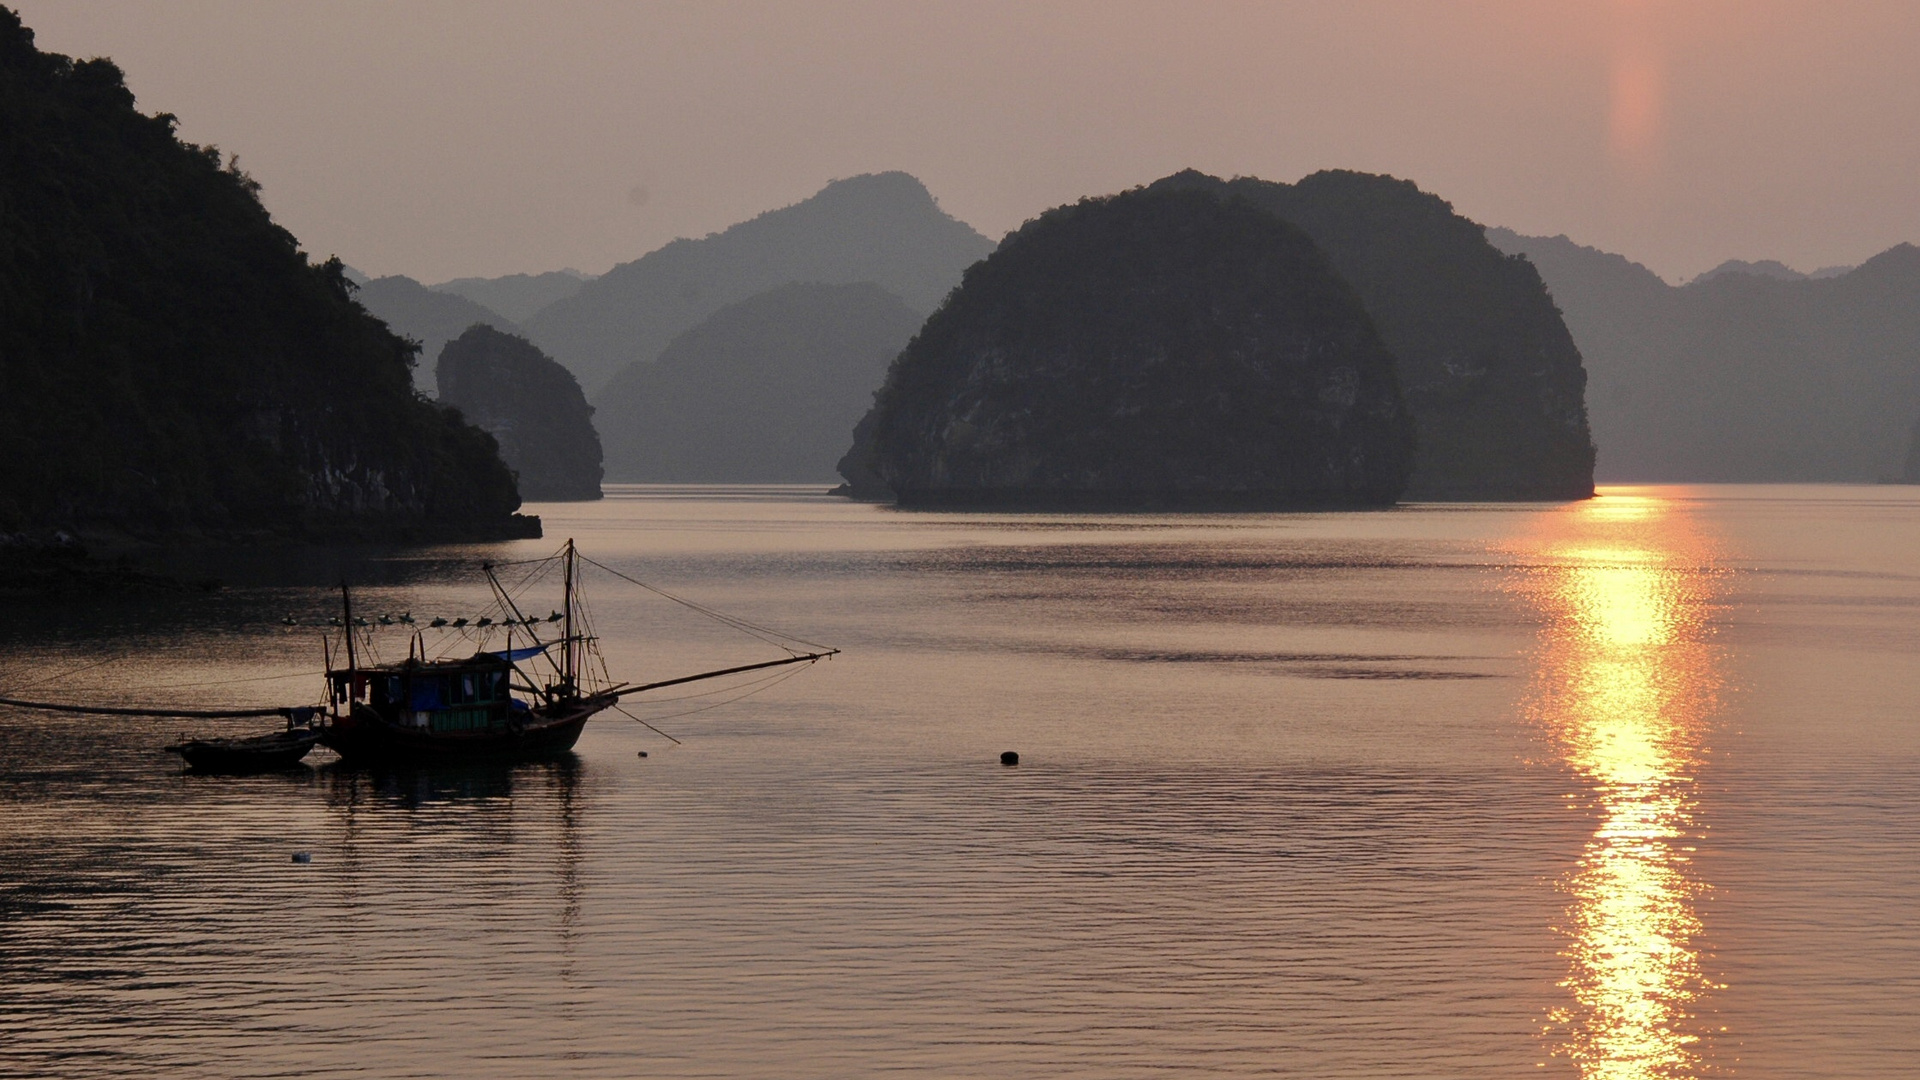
[166,726,319,773]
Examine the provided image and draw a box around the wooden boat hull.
[169,730,320,773]
[320,697,610,764]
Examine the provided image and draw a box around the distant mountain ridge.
[596,282,924,482]
[430,270,595,324]
[1691,258,1854,285]
[524,172,995,394]
[1487,227,1920,481]
[354,275,517,395]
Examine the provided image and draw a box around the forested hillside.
[0,8,531,539]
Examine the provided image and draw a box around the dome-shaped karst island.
[839,170,1597,505]
[436,325,604,501]
[1155,169,1595,500]
[849,186,1417,509]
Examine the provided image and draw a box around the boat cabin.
[329,654,528,736]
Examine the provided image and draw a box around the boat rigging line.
[577,553,834,655]
[610,703,683,745]
[0,652,127,696]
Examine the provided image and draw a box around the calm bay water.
[2,484,1916,1078]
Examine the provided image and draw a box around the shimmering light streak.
[1519,493,1725,1078]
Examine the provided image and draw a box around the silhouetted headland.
[838,169,1598,505]
[0,8,537,559]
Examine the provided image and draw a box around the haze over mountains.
[1489,228,1920,482]
[354,275,513,395]
[1691,259,1854,286]
[526,171,995,396]
[349,172,994,485]
[431,270,594,324]
[598,283,924,482]
[345,159,1920,496]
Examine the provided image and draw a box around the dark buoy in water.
[637,751,649,758]
[1000,751,1019,766]
[291,852,311,864]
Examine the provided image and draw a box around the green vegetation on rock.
[0,7,532,540]
[437,325,604,501]
[860,186,1415,508]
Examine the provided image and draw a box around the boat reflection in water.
[317,756,587,940]
[1516,492,1728,1079]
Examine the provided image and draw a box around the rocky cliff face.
[1159,170,1595,499]
[0,9,532,539]
[437,325,603,501]
[595,282,923,482]
[861,187,1415,508]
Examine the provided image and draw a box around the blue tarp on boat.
[485,642,556,663]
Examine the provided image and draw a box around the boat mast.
[340,581,357,673]
[562,538,576,695]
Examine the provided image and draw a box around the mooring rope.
[0,695,295,719]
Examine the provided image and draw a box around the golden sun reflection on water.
[1518,494,1727,1078]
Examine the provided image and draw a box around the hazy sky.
[18,1,1920,283]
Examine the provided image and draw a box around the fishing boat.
[0,539,833,768]
[316,539,835,765]
[167,719,321,773]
